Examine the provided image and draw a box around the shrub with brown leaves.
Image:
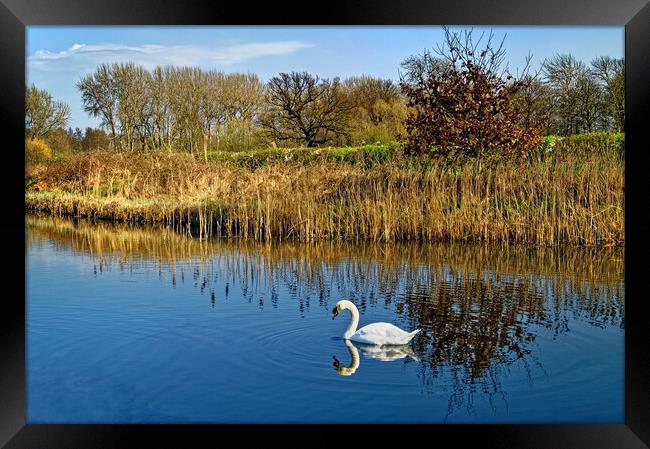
[400,28,548,160]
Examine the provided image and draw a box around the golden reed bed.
[25,150,624,245]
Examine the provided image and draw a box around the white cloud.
[28,41,314,72]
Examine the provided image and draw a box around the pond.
[26,215,625,423]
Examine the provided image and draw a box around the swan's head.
[332,299,355,319]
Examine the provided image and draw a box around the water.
[26,215,625,423]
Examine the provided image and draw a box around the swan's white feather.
[349,322,421,345]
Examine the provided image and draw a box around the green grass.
[206,143,400,168]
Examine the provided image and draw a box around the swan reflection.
[332,339,419,376]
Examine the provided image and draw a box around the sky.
[27,26,624,130]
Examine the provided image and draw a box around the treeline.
[531,54,624,135]
[25,28,624,159]
[396,29,623,159]
[71,66,406,158]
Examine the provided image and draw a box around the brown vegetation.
[25,144,623,245]
[400,28,547,158]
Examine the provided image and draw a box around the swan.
[332,299,421,345]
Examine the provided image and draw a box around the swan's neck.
[343,305,360,339]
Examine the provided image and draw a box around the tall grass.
[25,142,624,245]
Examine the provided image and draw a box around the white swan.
[332,299,421,345]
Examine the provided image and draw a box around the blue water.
[26,216,625,423]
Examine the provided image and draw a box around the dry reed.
[25,149,624,245]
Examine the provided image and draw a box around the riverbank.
[25,139,624,245]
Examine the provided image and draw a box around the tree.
[77,64,120,151]
[400,52,451,87]
[400,28,546,159]
[112,63,150,152]
[45,128,75,155]
[25,85,71,140]
[260,72,352,147]
[542,54,621,134]
[146,66,173,151]
[216,73,265,152]
[166,67,203,154]
[77,64,268,155]
[514,75,553,134]
[69,127,84,150]
[343,76,407,144]
[574,71,604,133]
[591,56,624,131]
[221,73,265,122]
[542,54,604,135]
[197,70,225,160]
[344,76,401,123]
[81,128,111,151]
[542,54,580,134]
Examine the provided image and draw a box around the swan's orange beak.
[332,307,339,320]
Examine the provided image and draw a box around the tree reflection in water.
[27,214,624,418]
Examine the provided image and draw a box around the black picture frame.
[2,0,649,447]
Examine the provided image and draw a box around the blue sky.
[27,26,624,130]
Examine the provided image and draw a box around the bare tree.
[514,75,553,134]
[574,71,604,133]
[543,54,581,134]
[166,67,204,154]
[146,66,173,151]
[591,56,625,131]
[434,27,510,76]
[260,72,352,147]
[196,70,226,160]
[222,73,264,122]
[111,63,151,152]
[400,52,451,88]
[25,84,71,140]
[216,73,265,151]
[77,64,120,151]
[543,54,616,134]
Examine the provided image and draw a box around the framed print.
[2,0,649,447]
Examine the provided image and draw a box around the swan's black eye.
[332,307,339,319]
